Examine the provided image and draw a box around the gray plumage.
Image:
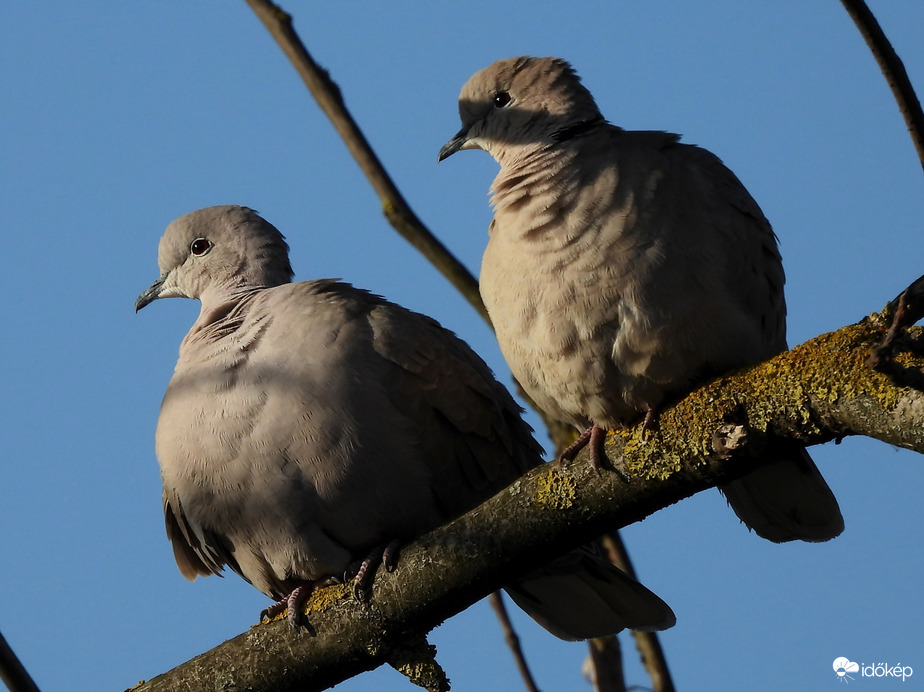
[136,204,675,637]
[439,56,843,542]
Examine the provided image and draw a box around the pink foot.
[559,425,608,468]
[559,426,594,464]
[260,585,317,631]
[641,407,659,437]
[351,539,402,599]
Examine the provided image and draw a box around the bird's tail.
[504,545,675,641]
[720,442,843,543]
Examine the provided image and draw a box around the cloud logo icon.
[834,657,860,682]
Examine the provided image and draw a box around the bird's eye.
[190,238,212,256]
[492,91,512,108]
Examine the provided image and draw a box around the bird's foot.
[350,539,402,600]
[641,407,660,438]
[558,426,594,465]
[558,425,613,472]
[260,584,319,632]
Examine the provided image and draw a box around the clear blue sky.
[2,3,922,691]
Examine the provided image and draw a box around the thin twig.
[600,534,676,692]
[839,0,924,176]
[868,271,924,366]
[0,629,41,692]
[488,592,542,692]
[244,0,487,322]
[585,637,627,692]
[866,273,924,392]
[244,0,575,447]
[556,423,672,692]
[550,429,637,692]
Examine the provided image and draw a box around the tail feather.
[504,546,675,641]
[720,443,843,543]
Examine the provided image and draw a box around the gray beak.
[135,274,167,312]
[438,126,470,162]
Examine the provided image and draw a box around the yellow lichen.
[771,320,909,414]
[253,582,352,627]
[534,467,577,510]
[388,637,450,692]
[382,199,398,219]
[618,319,920,480]
[305,582,352,612]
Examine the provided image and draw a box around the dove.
[135,204,675,637]
[439,56,843,542]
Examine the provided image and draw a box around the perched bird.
[439,56,843,543]
[135,204,675,637]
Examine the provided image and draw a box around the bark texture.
[133,311,924,691]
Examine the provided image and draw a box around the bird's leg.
[260,598,288,622]
[588,425,610,468]
[261,584,316,631]
[351,539,403,600]
[559,423,634,481]
[641,407,659,438]
[558,426,595,464]
[382,538,402,572]
[559,424,612,470]
[259,576,339,631]
[283,586,314,630]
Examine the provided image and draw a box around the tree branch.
[598,534,675,692]
[242,5,656,688]
[213,7,923,692]
[584,636,626,692]
[0,629,41,692]
[488,593,541,692]
[839,0,924,176]
[243,0,487,323]
[133,289,924,691]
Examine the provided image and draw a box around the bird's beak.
[438,125,470,162]
[135,274,167,312]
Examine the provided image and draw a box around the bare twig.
[488,592,542,692]
[839,0,924,176]
[869,272,924,367]
[0,629,40,692]
[244,0,487,322]
[584,637,627,692]
[554,425,671,692]
[600,534,675,692]
[554,423,671,692]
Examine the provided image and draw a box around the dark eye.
[190,238,212,256]
[492,91,512,108]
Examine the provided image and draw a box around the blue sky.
[2,3,922,691]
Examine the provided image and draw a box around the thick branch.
[244,0,486,322]
[134,305,924,691]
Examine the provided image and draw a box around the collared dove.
[135,204,675,637]
[439,56,843,543]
